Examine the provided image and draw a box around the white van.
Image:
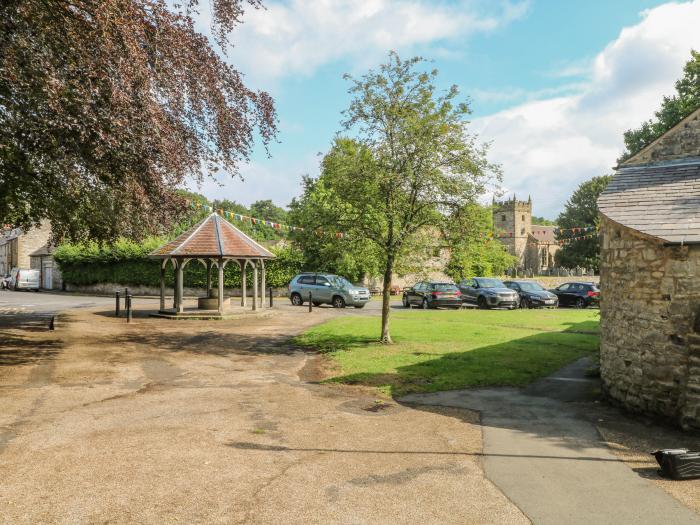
[8,268,40,291]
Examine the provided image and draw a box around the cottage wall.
[599,216,700,429]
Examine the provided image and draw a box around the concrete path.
[402,358,700,525]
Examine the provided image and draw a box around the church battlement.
[493,195,532,212]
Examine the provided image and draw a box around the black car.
[503,280,559,308]
[458,277,520,309]
[550,282,600,308]
[403,282,462,309]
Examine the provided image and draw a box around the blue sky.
[192,0,700,219]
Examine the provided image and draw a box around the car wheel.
[290,293,303,306]
[354,304,365,309]
[575,297,586,309]
[422,298,429,310]
[477,296,489,309]
[332,296,346,308]
[402,295,409,307]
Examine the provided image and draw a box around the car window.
[519,282,543,292]
[558,284,570,291]
[297,275,315,285]
[316,276,330,287]
[475,278,505,288]
[588,284,600,292]
[574,284,585,292]
[432,283,459,292]
[415,283,425,292]
[505,282,519,291]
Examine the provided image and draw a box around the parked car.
[549,282,600,308]
[402,282,462,309]
[503,280,559,308]
[7,268,40,291]
[288,273,370,308]
[458,277,519,309]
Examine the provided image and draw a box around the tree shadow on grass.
[319,320,599,397]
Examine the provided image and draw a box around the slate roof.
[530,226,557,243]
[150,213,275,258]
[598,157,700,244]
[29,244,54,257]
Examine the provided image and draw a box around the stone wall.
[599,216,700,429]
[624,108,700,165]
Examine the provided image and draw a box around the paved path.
[402,358,700,525]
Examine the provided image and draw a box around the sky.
[190,0,700,219]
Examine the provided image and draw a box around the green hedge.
[55,240,304,289]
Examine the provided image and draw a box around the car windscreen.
[476,278,505,288]
[518,282,544,292]
[588,284,600,292]
[431,283,458,292]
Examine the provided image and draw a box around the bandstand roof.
[150,213,275,259]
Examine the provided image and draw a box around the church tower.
[492,195,532,268]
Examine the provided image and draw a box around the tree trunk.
[380,253,394,344]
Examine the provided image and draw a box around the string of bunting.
[187,200,346,238]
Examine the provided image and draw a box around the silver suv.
[288,273,371,309]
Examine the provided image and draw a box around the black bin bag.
[652,449,700,480]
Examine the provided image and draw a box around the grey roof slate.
[598,157,700,244]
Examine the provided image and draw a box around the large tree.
[620,50,700,162]
[554,175,612,271]
[0,0,276,242]
[299,54,499,343]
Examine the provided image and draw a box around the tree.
[299,54,499,343]
[554,175,612,271]
[0,0,277,242]
[444,204,517,280]
[620,50,700,161]
[532,216,556,226]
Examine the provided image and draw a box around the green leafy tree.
[298,53,500,343]
[443,204,516,281]
[621,50,700,161]
[0,0,276,242]
[554,175,612,271]
[532,216,556,226]
[288,177,383,282]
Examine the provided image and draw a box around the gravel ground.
[0,304,526,524]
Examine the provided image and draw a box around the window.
[521,228,525,235]
[501,214,506,222]
[298,275,315,285]
[316,276,330,287]
[541,248,547,267]
[522,215,525,221]
[558,284,570,292]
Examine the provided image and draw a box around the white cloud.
[190,153,320,207]
[472,0,700,218]
[228,0,529,81]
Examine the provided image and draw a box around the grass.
[295,308,600,397]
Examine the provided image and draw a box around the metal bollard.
[115,290,120,317]
[308,291,313,312]
[126,294,133,323]
[269,287,273,308]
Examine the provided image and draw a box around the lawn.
[295,308,600,397]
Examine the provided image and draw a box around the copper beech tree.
[0,0,276,241]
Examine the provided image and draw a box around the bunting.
[186,200,346,238]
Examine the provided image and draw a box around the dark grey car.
[458,277,519,309]
[503,280,558,308]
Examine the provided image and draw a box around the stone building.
[29,244,63,290]
[0,222,51,278]
[598,107,700,429]
[493,196,559,273]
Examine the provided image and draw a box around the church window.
[501,214,506,222]
[521,228,525,235]
[521,215,525,221]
